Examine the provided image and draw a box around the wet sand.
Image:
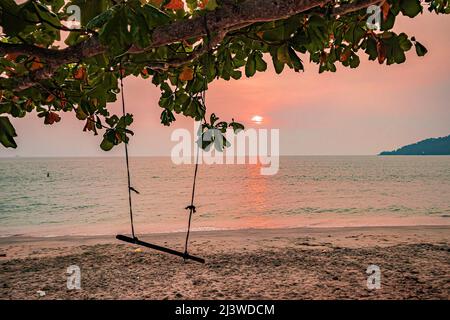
[0,226,449,299]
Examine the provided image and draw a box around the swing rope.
[118,62,201,261]
[117,15,211,263]
[119,64,136,239]
[183,143,199,259]
[183,14,213,259]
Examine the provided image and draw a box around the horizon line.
[4,154,450,159]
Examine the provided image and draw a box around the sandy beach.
[0,225,449,300]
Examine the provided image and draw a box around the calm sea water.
[0,156,449,237]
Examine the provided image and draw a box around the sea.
[0,156,449,237]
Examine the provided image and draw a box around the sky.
[1,11,449,157]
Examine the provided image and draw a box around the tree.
[0,0,448,150]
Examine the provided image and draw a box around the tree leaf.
[254,53,267,72]
[400,0,422,18]
[100,137,114,151]
[73,67,87,80]
[165,0,184,10]
[288,47,304,72]
[44,112,61,125]
[272,55,285,74]
[205,0,218,11]
[377,41,387,64]
[414,41,428,56]
[382,1,391,21]
[276,45,291,64]
[0,116,18,148]
[245,53,256,77]
[179,66,194,81]
[141,3,171,28]
[99,6,131,55]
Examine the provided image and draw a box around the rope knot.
[129,186,140,194]
[185,205,196,213]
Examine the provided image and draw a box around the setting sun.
[251,115,263,124]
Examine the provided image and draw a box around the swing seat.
[116,234,205,264]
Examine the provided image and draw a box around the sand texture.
[1,226,449,300]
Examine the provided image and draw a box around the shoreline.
[1,223,449,244]
[1,214,449,240]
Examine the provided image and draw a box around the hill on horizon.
[380,135,450,155]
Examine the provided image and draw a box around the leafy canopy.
[0,0,448,150]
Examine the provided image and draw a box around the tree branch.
[1,37,105,91]
[1,0,382,91]
[0,42,67,61]
[332,0,383,16]
[154,29,228,70]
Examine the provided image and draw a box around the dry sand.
[0,226,449,300]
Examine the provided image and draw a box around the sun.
[251,115,263,125]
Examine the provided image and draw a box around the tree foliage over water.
[0,0,448,150]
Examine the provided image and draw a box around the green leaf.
[245,53,256,77]
[260,22,294,42]
[186,0,198,11]
[71,0,108,26]
[288,47,304,72]
[183,98,205,120]
[0,116,18,148]
[86,8,114,29]
[230,70,242,80]
[277,45,291,64]
[106,115,120,127]
[400,0,422,18]
[365,37,378,60]
[381,11,396,31]
[205,0,219,11]
[131,10,151,49]
[99,6,131,55]
[398,33,412,51]
[0,0,30,36]
[159,95,174,110]
[76,107,88,120]
[100,137,114,151]
[308,15,326,28]
[65,32,86,46]
[254,53,267,72]
[31,2,62,29]
[272,55,285,74]
[160,109,176,126]
[344,23,366,45]
[229,121,244,133]
[51,0,65,12]
[141,4,170,28]
[116,114,133,129]
[210,113,219,126]
[349,53,360,68]
[414,41,428,56]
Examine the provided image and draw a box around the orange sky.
[1,12,449,157]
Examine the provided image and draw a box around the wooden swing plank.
[116,234,205,264]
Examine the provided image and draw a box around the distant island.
[379,134,450,155]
